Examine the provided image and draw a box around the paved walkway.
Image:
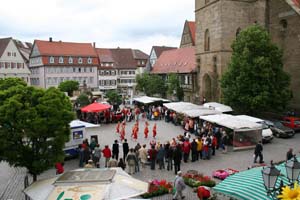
[1,119,299,200]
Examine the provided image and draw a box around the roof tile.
[151,47,196,74]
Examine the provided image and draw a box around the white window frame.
[78,57,83,64]
[59,56,64,64]
[87,57,92,64]
[49,56,55,64]
[68,57,73,64]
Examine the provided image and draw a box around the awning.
[81,102,111,113]
[163,102,203,113]
[200,114,261,131]
[181,109,222,118]
[23,168,149,200]
[133,96,170,104]
[213,162,291,200]
[70,120,100,129]
[203,102,233,113]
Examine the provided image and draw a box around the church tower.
[195,0,266,101]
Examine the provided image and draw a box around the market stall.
[181,108,222,118]
[213,162,291,200]
[203,102,233,113]
[133,96,170,105]
[163,102,203,113]
[24,168,149,200]
[64,120,100,157]
[200,114,262,150]
[81,102,112,113]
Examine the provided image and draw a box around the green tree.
[58,80,79,96]
[167,73,184,101]
[136,73,166,97]
[106,90,122,105]
[221,25,291,114]
[76,93,91,107]
[0,78,74,181]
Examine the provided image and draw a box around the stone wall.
[269,0,300,111]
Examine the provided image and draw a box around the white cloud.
[0,0,194,53]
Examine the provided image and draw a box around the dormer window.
[49,56,55,64]
[78,57,83,64]
[68,57,73,64]
[59,56,64,64]
[87,57,92,64]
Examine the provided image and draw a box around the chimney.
[49,37,52,42]
[93,42,96,48]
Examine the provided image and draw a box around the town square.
[0,0,300,200]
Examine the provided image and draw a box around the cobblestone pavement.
[1,119,300,200]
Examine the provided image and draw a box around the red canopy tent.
[81,102,112,113]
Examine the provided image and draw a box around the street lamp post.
[262,157,300,199]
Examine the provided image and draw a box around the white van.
[235,115,273,143]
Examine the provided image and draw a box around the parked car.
[282,117,300,132]
[265,120,295,138]
[235,115,273,143]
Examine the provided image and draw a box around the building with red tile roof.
[0,37,31,84]
[149,46,177,69]
[180,20,196,48]
[96,47,148,97]
[29,38,99,89]
[151,47,198,102]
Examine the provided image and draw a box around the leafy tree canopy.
[106,90,122,105]
[167,73,184,101]
[76,93,91,107]
[221,25,291,114]
[136,73,167,97]
[0,78,74,181]
[58,80,79,96]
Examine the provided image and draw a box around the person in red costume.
[55,162,64,175]
[116,121,120,134]
[152,123,157,138]
[144,121,149,138]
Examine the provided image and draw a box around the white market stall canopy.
[235,115,264,123]
[163,102,203,113]
[203,102,233,113]
[24,168,148,200]
[181,109,222,118]
[70,120,100,129]
[133,96,170,104]
[200,114,262,131]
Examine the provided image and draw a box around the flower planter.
[141,179,173,199]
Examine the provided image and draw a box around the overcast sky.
[0,0,194,54]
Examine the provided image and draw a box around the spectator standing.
[182,138,191,162]
[123,139,129,160]
[118,158,126,170]
[196,138,203,160]
[157,144,165,170]
[55,162,64,175]
[221,130,229,153]
[138,144,148,168]
[254,141,264,164]
[93,144,101,168]
[173,171,186,200]
[89,138,97,151]
[286,148,294,161]
[112,140,119,160]
[173,144,182,175]
[102,145,112,167]
[79,144,84,167]
[148,145,157,170]
[126,149,137,175]
[134,143,141,172]
[191,139,198,162]
[165,142,173,171]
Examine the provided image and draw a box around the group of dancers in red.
[116,120,157,141]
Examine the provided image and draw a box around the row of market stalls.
[162,102,263,151]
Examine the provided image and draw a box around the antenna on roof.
[49,37,53,42]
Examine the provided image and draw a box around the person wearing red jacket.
[182,139,191,163]
[55,162,64,175]
[102,145,112,167]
